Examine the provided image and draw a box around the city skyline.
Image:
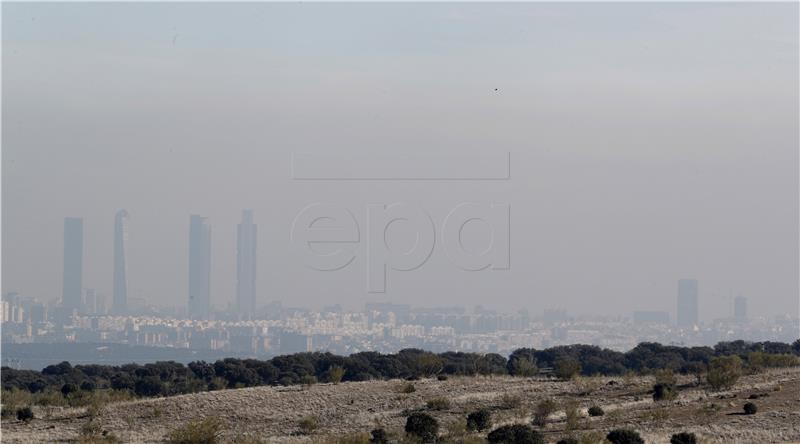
[3,3,798,320]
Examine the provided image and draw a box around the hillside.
[2,367,799,443]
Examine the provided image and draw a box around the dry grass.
[2,368,799,443]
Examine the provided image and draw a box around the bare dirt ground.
[3,367,799,443]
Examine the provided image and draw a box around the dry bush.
[426,397,451,411]
[327,365,346,384]
[167,417,226,444]
[298,415,319,435]
[639,407,669,425]
[654,369,677,386]
[442,418,468,441]
[695,403,721,419]
[397,382,416,394]
[499,393,522,409]
[79,419,121,444]
[533,399,557,427]
[578,431,607,444]
[575,376,602,395]
[707,356,742,391]
[564,401,582,432]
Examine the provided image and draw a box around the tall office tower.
[734,295,747,321]
[62,217,84,312]
[188,215,211,319]
[236,210,257,318]
[113,210,129,315]
[677,278,699,328]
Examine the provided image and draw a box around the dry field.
[2,367,799,443]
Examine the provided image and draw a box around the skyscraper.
[62,217,84,312]
[113,209,129,315]
[734,295,747,321]
[188,215,211,319]
[677,278,699,328]
[236,210,257,318]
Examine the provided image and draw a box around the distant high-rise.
[734,295,747,321]
[188,215,211,319]
[236,210,257,318]
[677,278,699,328]
[113,210,129,315]
[62,217,84,312]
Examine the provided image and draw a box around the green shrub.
[743,402,757,415]
[606,429,644,444]
[652,383,676,401]
[587,406,604,417]
[670,432,697,444]
[327,365,345,384]
[370,428,388,444]
[426,397,450,411]
[16,406,34,422]
[532,399,557,427]
[554,358,581,380]
[466,409,492,432]
[80,381,97,392]
[405,412,439,443]
[707,355,742,391]
[509,356,538,377]
[61,383,79,397]
[167,417,225,444]
[487,424,544,444]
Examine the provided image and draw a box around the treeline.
[2,339,798,399]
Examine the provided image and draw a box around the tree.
[487,424,544,444]
[707,355,742,390]
[606,429,644,444]
[405,412,439,443]
[467,409,492,432]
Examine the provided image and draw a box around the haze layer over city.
[2,3,798,364]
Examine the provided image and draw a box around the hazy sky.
[3,3,798,320]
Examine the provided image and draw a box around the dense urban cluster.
[3,339,798,400]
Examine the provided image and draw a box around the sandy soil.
[2,367,799,443]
